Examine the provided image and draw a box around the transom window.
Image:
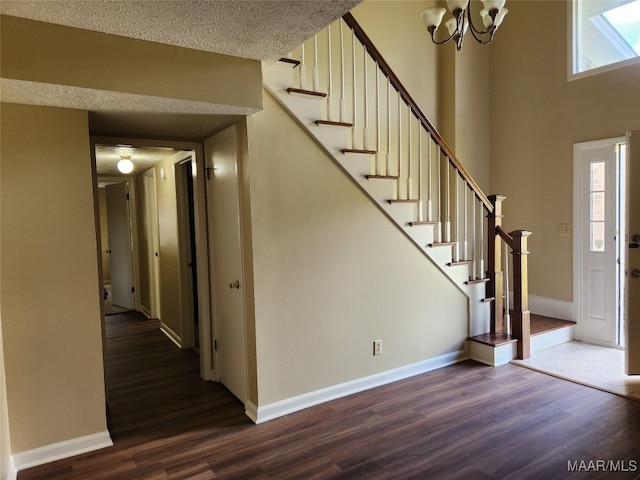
[571,0,640,78]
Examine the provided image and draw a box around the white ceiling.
[1,0,361,173]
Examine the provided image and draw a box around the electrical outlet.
[558,223,571,236]
[373,339,382,356]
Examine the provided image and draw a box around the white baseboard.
[160,322,182,348]
[529,294,574,321]
[508,292,574,321]
[140,306,152,319]
[12,430,112,471]
[252,350,467,424]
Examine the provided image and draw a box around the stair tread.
[468,333,517,347]
[530,314,575,336]
[279,57,301,67]
[409,220,438,226]
[342,148,377,155]
[465,277,490,284]
[389,199,419,204]
[316,120,353,128]
[481,297,495,303]
[367,174,399,180]
[428,242,456,247]
[287,87,327,98]
[447,260,473,266]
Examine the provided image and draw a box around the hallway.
[18,312,640,479]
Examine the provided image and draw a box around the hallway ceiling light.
[421,0,508,50]
[117,155,134,174]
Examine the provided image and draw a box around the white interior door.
[626,130,640,374]
[575,139,620,346]
[205,126,247,402]
[106,182,135,309]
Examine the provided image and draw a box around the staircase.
[263,13,558,364]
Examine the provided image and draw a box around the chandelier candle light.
[421,0,508,50]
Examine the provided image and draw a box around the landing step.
[531,314,575,335]
[342,148,377,155]
[367,174,399,180]
[469,333,517,347]
[287,87,327,98]
[316,120,353,128]
[279,57,301,67]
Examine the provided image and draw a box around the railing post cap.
[488,194,507,203]
[510,230,532,237]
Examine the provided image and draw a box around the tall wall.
[489,0,640,302]
[0,103,108,453]
[247,92,467,406]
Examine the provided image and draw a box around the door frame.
[91,136,212,381]
[573,136,625,347]
[143,168,161,320]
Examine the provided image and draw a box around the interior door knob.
[632,269,640,279]
[229,280,240,289]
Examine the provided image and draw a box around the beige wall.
[247,93,467,406]
[489,1,640,301]
[154,153,187,340]
[0,103,107,452]
[1,15,262,112]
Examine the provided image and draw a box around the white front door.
[625,130,640,374]
[105,181,135,309]
[574,139,622,347]
[205,126,247,403]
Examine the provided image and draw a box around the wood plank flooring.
[19,311,640,479]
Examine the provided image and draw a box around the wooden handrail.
[342,12,493,213]
[496,225,513,247]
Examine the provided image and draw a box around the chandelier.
[421,0,508,50]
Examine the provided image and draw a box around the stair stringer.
[264,62,490,337]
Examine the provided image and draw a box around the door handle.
[229,280,240,289]
[632,269,640,279]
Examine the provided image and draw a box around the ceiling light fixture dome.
[117,155,134,174]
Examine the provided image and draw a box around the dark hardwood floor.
[19,311,640,479]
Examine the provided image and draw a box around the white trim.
[469,340,516,367]
[7,456,17,480]
[140,305,152,319]
[12,431,112,471]
[252,350,466,424]
[244,400,258,424]
[159,322,182,348]
[531,325,575,353]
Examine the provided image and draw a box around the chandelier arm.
[429,26,458,45]
[468,23,496,45]
[466,6,493,36]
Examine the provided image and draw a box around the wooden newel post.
[487,195,506,334]
[510,230,532,360]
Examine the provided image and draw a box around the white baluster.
[463,185,468,261]
[436,148,442,243]
[300,42,306,90]
[352,29,357,149]
[407,110,412,200]
[398,94,402,196]
[327,24,333,121]
[427,137,433,222]
[478,203,485,280]
[386,78,391,177]
[453,174,459,262]
[363,49,369,151]
[471,196,476,279]
[376,65,381,176]
[418,129,423,222]
[444,159,451,243]
[340,21,346,123]
[313,34,320,92]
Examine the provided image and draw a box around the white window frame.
[568,0,640,81]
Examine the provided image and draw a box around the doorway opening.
[573,137,627,349]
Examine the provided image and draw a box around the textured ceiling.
[95,144,188,177]
[1,0,361,172]
[0,0,361,61]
